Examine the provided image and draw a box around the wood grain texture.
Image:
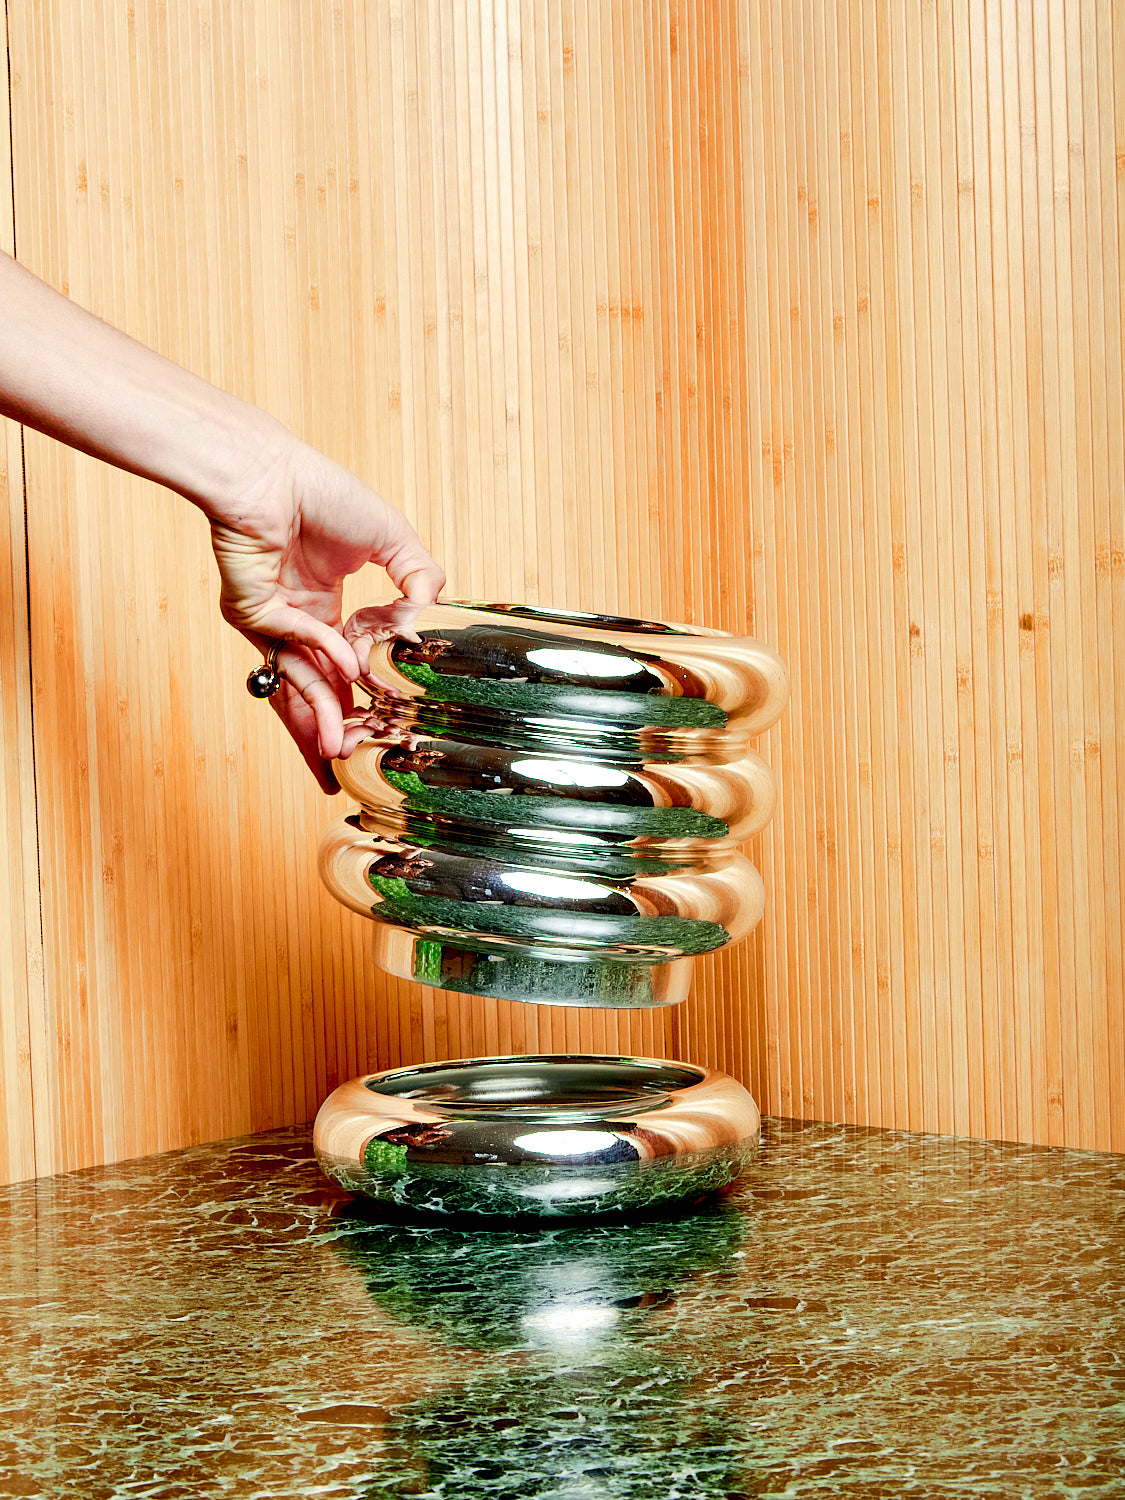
[0,0,1120,1181]
[0,25,41,1187]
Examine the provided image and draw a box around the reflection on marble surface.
[1,1119,1123,1498]
[328,1196,747,1351]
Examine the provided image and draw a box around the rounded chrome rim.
[364,1055,708,1118]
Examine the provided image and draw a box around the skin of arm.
[0,250,444,791]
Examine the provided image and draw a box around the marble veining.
[1,1119,1123,1497]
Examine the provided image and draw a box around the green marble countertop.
[1,1118,1122,1498]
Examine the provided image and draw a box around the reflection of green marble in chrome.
[396,623,673,694]
[396,660,727,728]
[367,876,730,958]
[362,1138,410,1177]
[398,823,678,880]
[373,691,695,763]
[381,766,730,840]
[352,1141,757,1219]
[412,937,445,986]
[410,941,661,1007]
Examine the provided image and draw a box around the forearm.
[0,250,286,519]
[0,250,444,783]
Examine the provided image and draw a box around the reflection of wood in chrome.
[630,861,766,941]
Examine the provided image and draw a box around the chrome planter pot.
[313,1055,761,1219]
[320,601,788,1009]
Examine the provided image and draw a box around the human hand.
[0,253,444,791]
[208,434,444,792]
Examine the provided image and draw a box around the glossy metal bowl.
[320,600,788,1008]
[313,1054,761,1218]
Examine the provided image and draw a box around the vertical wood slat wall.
[0,29,41,1187]
[0,1,1120,1183]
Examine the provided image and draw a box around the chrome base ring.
[313,1054,761,1219]
[371,927,694,1009]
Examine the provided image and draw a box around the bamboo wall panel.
[0,1,1120,1182]
[0,411,38,1188]
[725,0,1124,1150]
[0,33,41,1186]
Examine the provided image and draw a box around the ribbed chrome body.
[320,601,788,1008]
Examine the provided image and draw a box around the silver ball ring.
[246,640,283,699]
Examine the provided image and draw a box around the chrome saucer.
[314,1054,761,1218]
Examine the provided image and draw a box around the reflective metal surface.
[320,600,788,1008]
[313,1054,761,1218]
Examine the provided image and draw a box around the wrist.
[174,391,298,525]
